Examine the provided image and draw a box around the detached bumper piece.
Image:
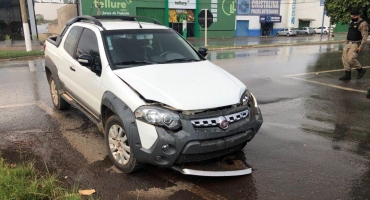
[172,156,252,177]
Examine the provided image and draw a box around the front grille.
[191,110,249,128]
[175,143,244,164]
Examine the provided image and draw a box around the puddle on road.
[28,59,45,72]
[0,59,45,72]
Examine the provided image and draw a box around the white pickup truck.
[44,16,263,176]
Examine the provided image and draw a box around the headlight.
[135,106,181,130]
[240,90,257,107]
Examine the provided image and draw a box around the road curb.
[195,38,370,51]
[198,40,347,51]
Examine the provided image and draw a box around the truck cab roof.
[65,15,167,31]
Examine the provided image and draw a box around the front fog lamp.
[135,106,181,130]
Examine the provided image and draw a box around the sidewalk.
[0,32,355,51]
[0,40,43,51]
[188,32,350,50]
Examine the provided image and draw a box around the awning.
[298,18,316,21]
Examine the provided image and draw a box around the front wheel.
[287,33,290,37]
[276,33,279,36]
[105,115,140,173]
[49,76,69,110]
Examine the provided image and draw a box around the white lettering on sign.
[251,0,279,9]
[250,8,279,15]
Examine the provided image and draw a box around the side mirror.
[198,47,208,57]
[78,54,93,67]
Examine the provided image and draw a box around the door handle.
[70,66,75,72]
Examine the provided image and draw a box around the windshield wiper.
[160,58,201,63]
[115,60,156,65]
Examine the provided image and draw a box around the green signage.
[80,0,165,16]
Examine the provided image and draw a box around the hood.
[114,61,246,110]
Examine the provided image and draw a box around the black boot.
[339,70,351,81]
[356,68,366,79]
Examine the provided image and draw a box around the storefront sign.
[259,15,281,23]
[169,0,196,9]
[320,0,324,6]
[236,0,281,15]
[290,0,296,25]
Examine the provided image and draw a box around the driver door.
[68,28,103,117]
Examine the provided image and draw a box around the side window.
[63,26,82,57]
[76,29,101,70]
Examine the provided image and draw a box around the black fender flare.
[101,91,145,163]
[45,56,64,92]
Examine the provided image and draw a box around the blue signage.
[237,0,281,16]
[290,0,296,25]
[260,15,282,23]
[320,0,325,6]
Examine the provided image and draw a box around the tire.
[49,76,69,110]
[276,33,279,36]
[105,115,140,173]
[287,33,290,37]
[305,32,308,35]
[324,31,328,34]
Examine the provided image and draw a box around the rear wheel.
[49,76,69,110]
[276,33,279,36]
[105,115,140,173]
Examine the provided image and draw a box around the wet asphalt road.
[0,43,370,199]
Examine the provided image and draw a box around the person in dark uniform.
[264,26,270,36]
[339,9,369,81]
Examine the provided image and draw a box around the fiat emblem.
[219,116,229,130]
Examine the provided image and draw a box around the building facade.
[235,0,332,36]
[0,0,23,40]
[78,0,236,38]
[0,0,335,41]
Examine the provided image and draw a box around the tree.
[35,14,45,25]
[324,0,370,24]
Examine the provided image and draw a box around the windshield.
[104,29,203,69]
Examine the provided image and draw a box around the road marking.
[285,66,369,93]
[0,102,36,109]
[289,76,367,93]
[285,66,370,77]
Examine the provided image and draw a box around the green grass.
[0,156,85,200]
[0,50,44,59]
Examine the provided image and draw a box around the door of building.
[235,20,249,37]
[298,20,310,28]
[261,23,273,36]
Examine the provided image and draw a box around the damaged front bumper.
[132,105,263,173]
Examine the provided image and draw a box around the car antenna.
[135,18,143,28]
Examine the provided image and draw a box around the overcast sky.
[34,3,67,20]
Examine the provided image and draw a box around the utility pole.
[19,0,32,51]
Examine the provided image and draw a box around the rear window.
[63,26,82,57]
